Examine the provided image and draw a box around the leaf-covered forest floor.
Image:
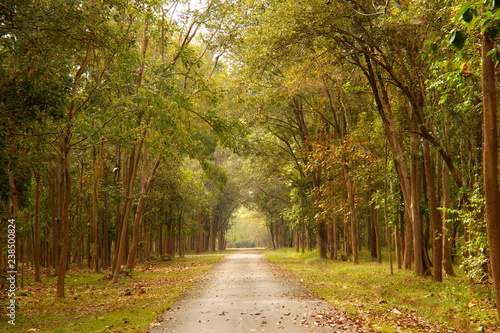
[0,254,224,333]
[264,248,500,333]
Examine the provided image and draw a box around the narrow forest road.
[148,249,374,333]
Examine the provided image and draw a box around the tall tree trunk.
[397,207,404,270]
[56,130,72,297]
[91,144,104,272]
[410,124,423,276]
[48,176,59,270]
[144,216,151,261]
[111,21,149,281]
[317,220,327,259]
[329,221,338,260]
[364,55,415,269]
[111,146,123,272]
[208,204,216,252]
[77,164,85,269]
[8,166,19,219]
[217,227,225,252]
[441,156,455,276]
[343,163,358,264]
[102,166,110,270]
[385,145,394,274]
[269,221,276,249]
[167,202,175,256]
[125,152,161,271]
[306,226,313,251]
[403,209,413,269]
[111,140,143,283]
[300,223,305,253]
[196,215,204,253]
[343,218,350,259]
[34,171,41,282]
[372,203,381,263]
[159,221,164,257]
[56,44,91,297]
[481,30,500,319]
[423,141,443,281]
[294,229,300,252]
[367,209,375,258]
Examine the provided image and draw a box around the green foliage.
[227,206,267,248]
[450,29,467,50]
[451,187,489,283]
[455,0,500,45]
[462,7,477,23]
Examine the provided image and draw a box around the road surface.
[148,249,373,332]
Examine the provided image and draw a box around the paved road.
[148,250,372,332]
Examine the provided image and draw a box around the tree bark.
[208,204,216,252]
[441,155,455,276]
[423,141,443,281]
[34,171,41,282]
[91,144,104,272]
[56,43,92,297]
[111,21,149,281]
[111,140,143,283]
[317,221,328,259]
[372,203,381,263]
[125,152,161,271]
[56,130,72,297]
[343,163,358,264]
[8,166,19,219]
[102,166,110,270]
[364,55,415,266]
[481,30,500,319]
[410,123,423,276]
[48,175,60,270]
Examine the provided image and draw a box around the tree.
[479,7,500,319]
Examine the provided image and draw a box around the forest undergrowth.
[264,248,499,333]
[0,254,223,333]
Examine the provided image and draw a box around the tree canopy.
[2,0,500,321]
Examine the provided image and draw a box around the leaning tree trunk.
[125,151,161,272]
[481,30,500,319]
[111,22,149,283]
[364,55,415,269]
[111,140,143,283]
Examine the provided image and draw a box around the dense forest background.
[3,0,500,317]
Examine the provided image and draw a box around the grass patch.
[264,248,499,333]
[1,254,224,332]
